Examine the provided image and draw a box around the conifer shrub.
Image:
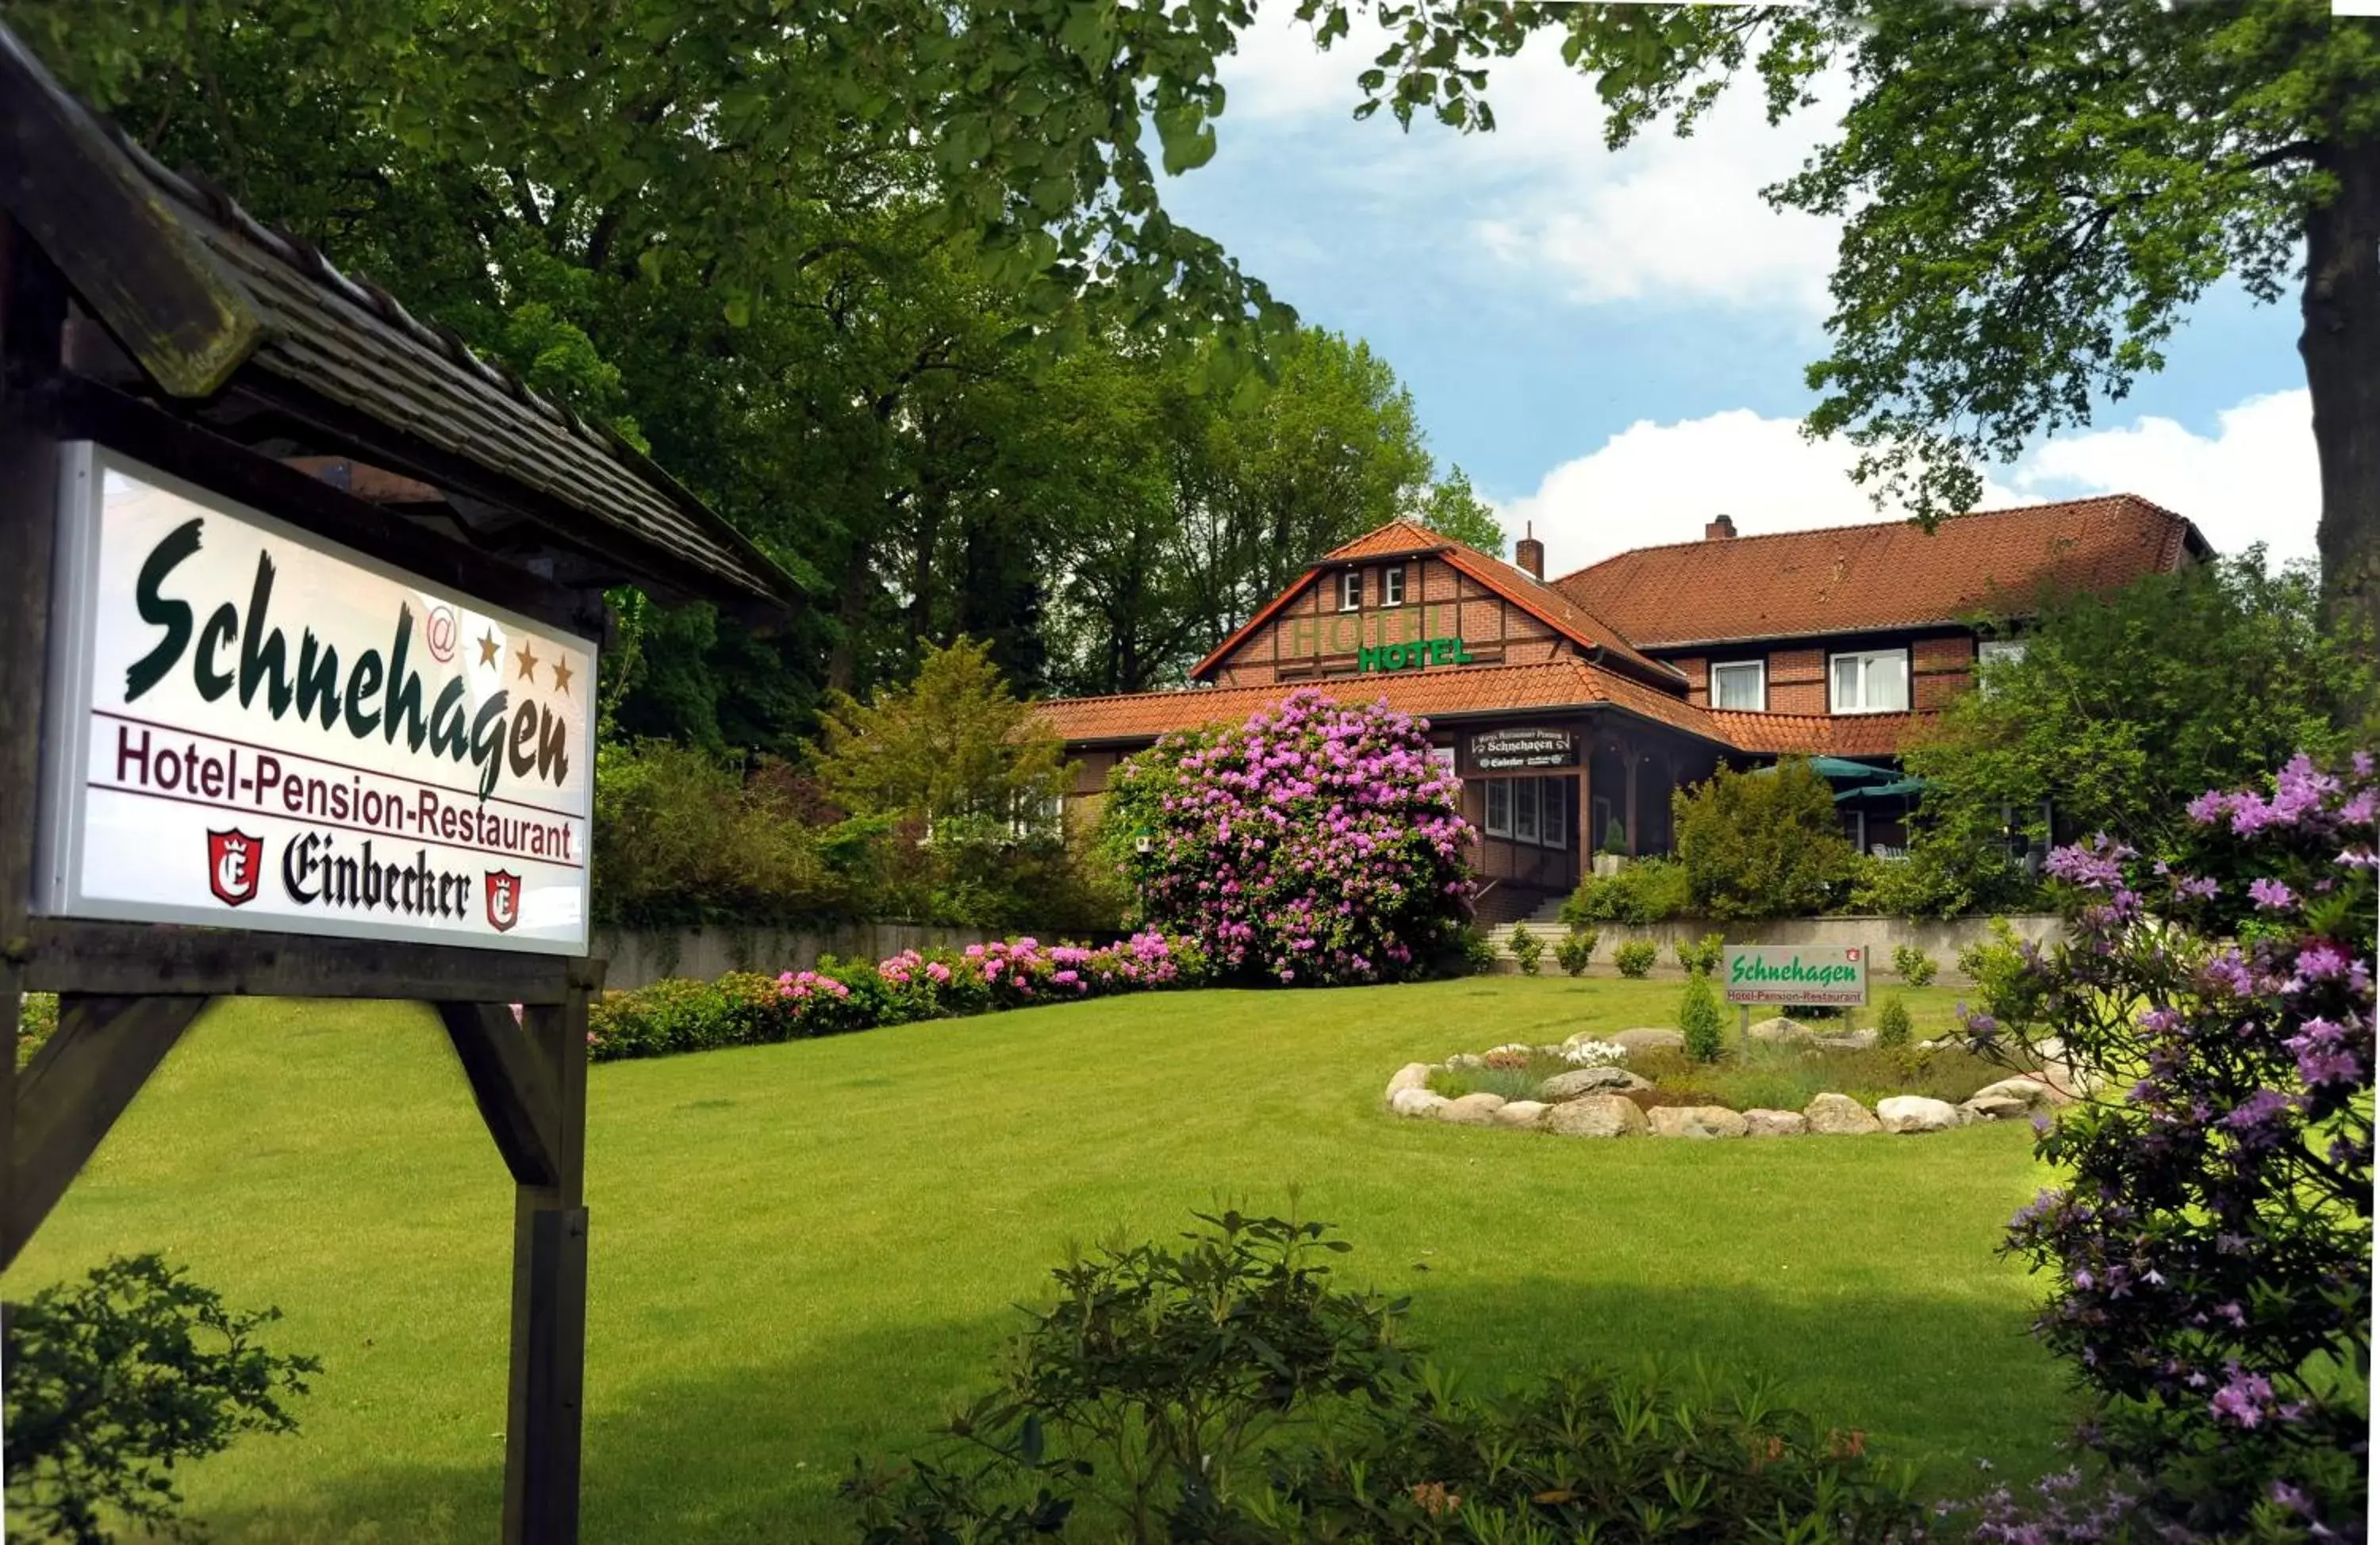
[1553,926,1599,977]
[1679,972,1725,1063]
[1614,941,1658,979]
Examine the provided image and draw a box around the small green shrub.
[1675,931,1724,977]
[1679,972,1725,1063]
[1957,917,2045,1029]
[1876,995,1914,1050]
[1891,944,1939,987]
[1508,922,1543,976]
[1598,816,1630,856]
[1560,857,1693,926]
[1614,941,1658,978]
[5,1255,320,1545]
[1553,926,1598,976]
[1450,925,1499,977]
[845,1212,1928,1545]
[17,992,59,1069]
[1672,758,1860,921]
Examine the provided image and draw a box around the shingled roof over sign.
[0,21,795,615]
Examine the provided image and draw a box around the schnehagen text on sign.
[125,516,569,803]
[1728,954,1861,989]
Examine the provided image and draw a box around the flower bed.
[1388,1024,2067,1138]
[586,931,1207,1062]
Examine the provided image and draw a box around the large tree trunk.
[2301,130,2380,648]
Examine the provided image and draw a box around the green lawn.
[4,977,2073,1543]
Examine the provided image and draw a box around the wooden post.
[504,980,593,1545]
[1,223,66,1293]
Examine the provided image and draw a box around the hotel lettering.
[33,445,593,953]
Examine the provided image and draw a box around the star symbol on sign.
[551,657,573,696]
[516,642,540,683]
[478,631,500,668]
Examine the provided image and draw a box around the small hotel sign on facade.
[33,444,596,954]
[1722,945,1869,1007]
[1469,727,1576,771]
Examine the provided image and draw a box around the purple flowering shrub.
[585,931,1210,1060]
[1967,753,2373,1540]
[1104,690,1476,986]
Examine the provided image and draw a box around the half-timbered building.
[1033,499,2209,922]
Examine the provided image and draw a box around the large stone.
[1650,1105,1750,1139]
[1391,1088,1450,1118]
[1439,1092,1508,1126]
[1960,1076,2071,1124]
[1803,1092,1882,1135]
[1445,1053,1486,1071]
[1749,1016,1816,1045]
[1492,1100,1551,1128]
[1537,1067,1652,1102]
[1609,1027,1686,1055]
[1744,1108,1809,1137]
[1544,1094,1647,1137]
[1562,1030,1610,1049]
[1384,1063,1436,1099]
[1484,1043,1535,1059]
[1876,1095,1963,1134]
[1812,1031,1877,1052]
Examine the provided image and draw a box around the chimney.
[1705,513,1737,540]
[1514,521,1545,580]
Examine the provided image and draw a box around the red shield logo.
[485,870,523,932]
[206,829,263,907]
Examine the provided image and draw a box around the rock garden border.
[1383,1026,2075,1139]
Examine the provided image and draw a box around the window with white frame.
[1338,570,1362,611]
[1829,648,1910,714]
[1484,778,1511,837]
[1382,565,1406,606]
[1512,777,1540,843]
[1709,660,1765,711]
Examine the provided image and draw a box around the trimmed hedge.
[586,932,1209,1062]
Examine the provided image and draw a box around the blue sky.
[1159,14,2321,577]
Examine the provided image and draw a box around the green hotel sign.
[1722,945,1868,1007]
[1358,636,1474,673]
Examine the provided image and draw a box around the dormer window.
[1382,566,1406,607]
[1338,571,1362,611]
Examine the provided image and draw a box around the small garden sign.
[1722,945,1868,1007]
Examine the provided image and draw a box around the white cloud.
[1497,392,2320,577]
[1208,10,1847,313]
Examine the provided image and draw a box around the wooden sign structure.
[0,25,794,1543]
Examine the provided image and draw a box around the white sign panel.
[1722,945,1869,1007]
[35,443,595,954]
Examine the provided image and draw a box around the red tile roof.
[1031,660,1728,747]
[1192,519,1680,688]
[1706,710,1940,757]
[1550,495,2205,648]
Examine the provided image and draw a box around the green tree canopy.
[1878,550,2375,917]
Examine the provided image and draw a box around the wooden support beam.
[437,1003,561,1190]
[501,984,593,1545]
[24,917,595,1003]
[0,229,67,1286]
[6,994,208,1269]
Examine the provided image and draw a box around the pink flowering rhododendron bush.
[585,931,1207,1060]
[1962,753,2373,1541]
[1102,690,1476,985]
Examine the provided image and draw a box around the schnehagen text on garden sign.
[32,443,595,954]
[1722,945,1869,1007]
